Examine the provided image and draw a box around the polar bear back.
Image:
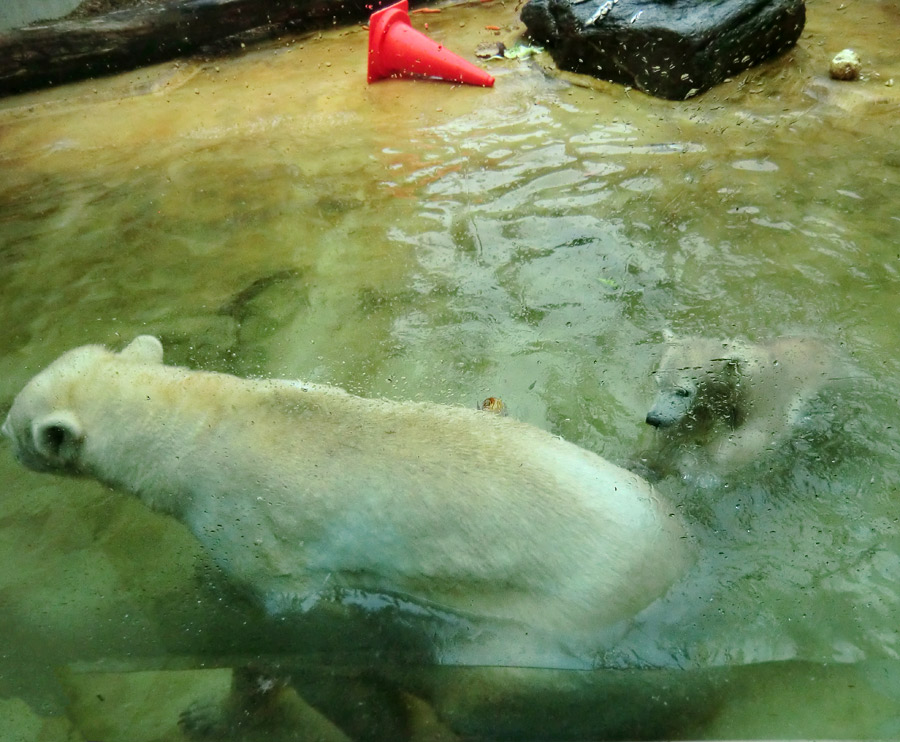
[3,337,692,643]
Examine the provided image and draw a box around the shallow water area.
[1,0,900,738]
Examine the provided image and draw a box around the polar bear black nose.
[646,412,662,427]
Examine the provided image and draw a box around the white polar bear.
[644,331,833,476]
[2,336,692,661]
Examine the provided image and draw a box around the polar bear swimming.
[645,331,834,477]
[3,336,691,660]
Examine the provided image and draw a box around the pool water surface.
[1,0,899,738]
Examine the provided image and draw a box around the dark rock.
[521,0,805,99]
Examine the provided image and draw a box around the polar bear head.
[646,331,751,432]
[2,335,164,474]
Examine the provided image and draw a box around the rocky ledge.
[520,0,805,99]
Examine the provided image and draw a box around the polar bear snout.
[646,388,693,428]
[645,410,665,428]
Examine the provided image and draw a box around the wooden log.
[0,0,381,97]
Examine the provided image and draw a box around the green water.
[1,0,899,738]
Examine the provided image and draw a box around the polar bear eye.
[674,387,691,398]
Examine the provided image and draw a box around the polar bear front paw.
[179,697,231,739]
[178,665,289,740]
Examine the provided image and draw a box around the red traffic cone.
[367,0,495,87]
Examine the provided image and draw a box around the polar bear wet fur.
[645,332,833,475]
[2,335,691,659]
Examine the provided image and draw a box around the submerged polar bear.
[645,331,833,476]
[3,336,691,660]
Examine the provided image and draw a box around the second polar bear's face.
[646,336,746,431]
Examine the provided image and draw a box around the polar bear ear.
[31,412,84,466]
[120,335,164,365]
[723,356,744,377]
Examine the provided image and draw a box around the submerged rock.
[520,0,806,99]
[475,41,507,59]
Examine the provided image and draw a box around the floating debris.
[829,49,861,81]
[502,43,543,60]
[480,397,508,415]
